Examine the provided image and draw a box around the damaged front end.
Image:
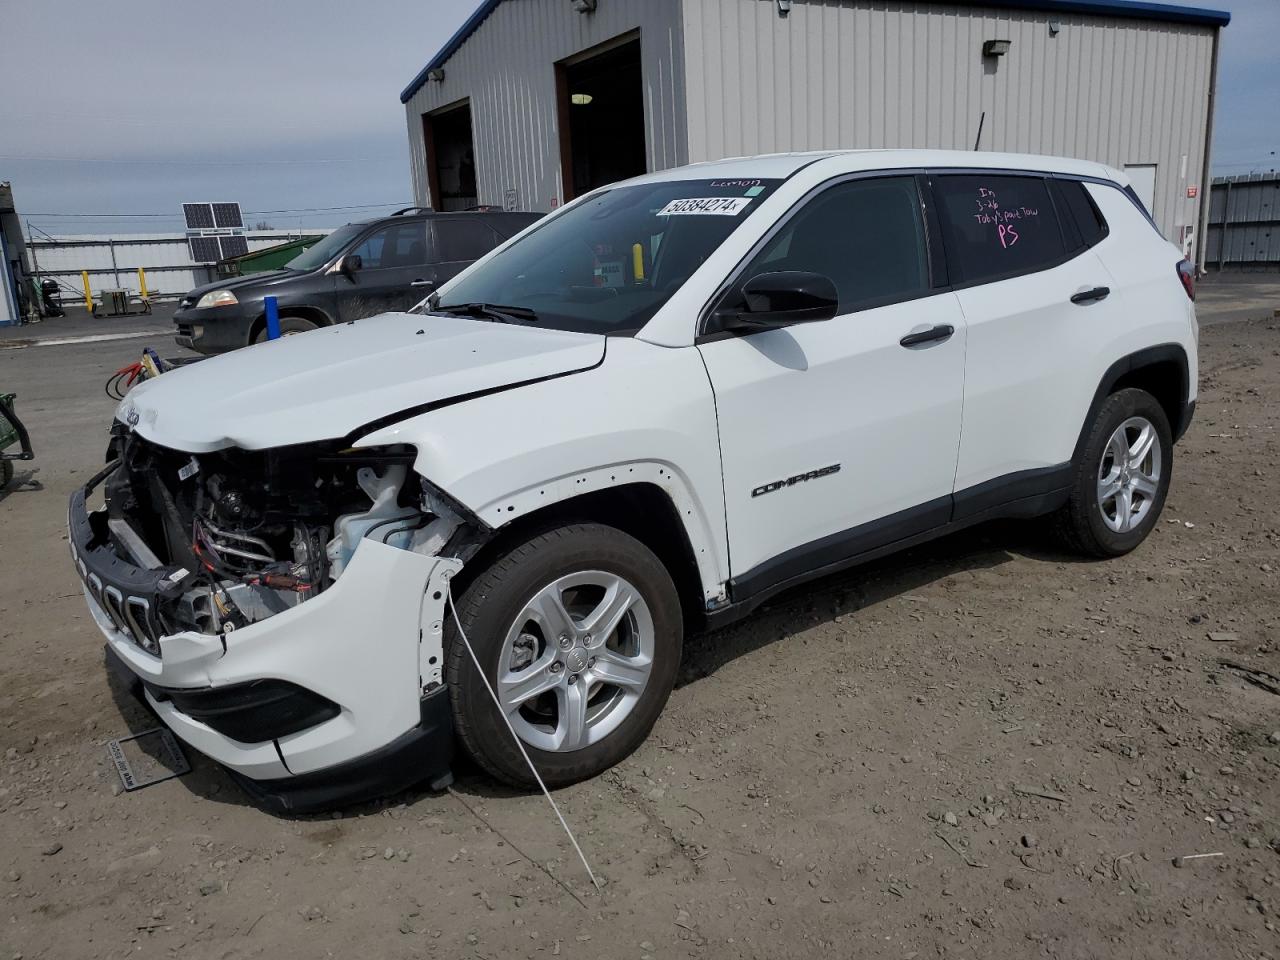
[69,425,484,810]
[75,425,477,645]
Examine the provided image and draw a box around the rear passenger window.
[1049,179,1108,251]
[932,175,1066,284]
[737,176,930,313]
[435,219,501,262]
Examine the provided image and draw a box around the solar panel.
[189,236,222,263]
[212,202,243,229]
[183,203,215,230]
[219,235,249,259]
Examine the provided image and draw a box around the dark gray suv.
[174,208,540,354]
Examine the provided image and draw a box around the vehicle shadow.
[676,517,1083,688]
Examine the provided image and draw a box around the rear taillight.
[1176,259,1195,301]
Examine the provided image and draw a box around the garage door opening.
[556,36,646,202]
[423,102,477,212]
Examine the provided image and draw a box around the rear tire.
[1054,388,1172,557]
[446,523,682,789]
[254,316,318,342]
[0,459,12,489]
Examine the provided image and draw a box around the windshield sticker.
[657,197,752,217]
[594,260,625,288]
[745,185,765,197]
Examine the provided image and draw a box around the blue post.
[264,295,281,340]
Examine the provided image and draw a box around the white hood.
[120,312,605,452]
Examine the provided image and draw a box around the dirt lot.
[2,288,1278,960]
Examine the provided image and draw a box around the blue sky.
[0,0,1273,236]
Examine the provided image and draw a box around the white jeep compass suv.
[71,150,1197,811]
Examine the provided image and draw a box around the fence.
[24,229,330,304]
[1206,174,1280,272]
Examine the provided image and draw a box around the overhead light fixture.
[777,0,792,16]
[570,93,593,106]
[1048,20,1061,36]
[982,39,1011,57]
[427,68,445,82]
[571,0,597,12]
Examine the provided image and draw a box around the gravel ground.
[1,296,1277,960]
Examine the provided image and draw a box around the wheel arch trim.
[466,462,728,606]
[1072,343,1190,462]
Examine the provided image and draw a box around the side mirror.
[340,253,363,279]
[719,271,839,331]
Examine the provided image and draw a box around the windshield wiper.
[436,302,539,324]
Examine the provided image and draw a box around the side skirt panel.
[710,463,1071,630]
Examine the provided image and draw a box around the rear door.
[333,220,432,320]
[430,218,505,287]
[929,173,1124,501]
[698,175,968,592]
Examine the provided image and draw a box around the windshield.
[436,178,782,335]
[285,223,367,271]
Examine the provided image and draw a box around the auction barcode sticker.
[657,197,752,216]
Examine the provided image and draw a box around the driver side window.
[350,223,427,271]
[731,176,931,316]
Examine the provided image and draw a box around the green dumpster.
[216,236,325,278]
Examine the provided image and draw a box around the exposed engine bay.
[96,425,473,640]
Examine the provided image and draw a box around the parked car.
[73,150,1196,812]
[173,208,541,354]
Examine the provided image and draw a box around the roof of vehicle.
[348,209,541,228]
[401,0,1230,103]
[623,149,1124,185]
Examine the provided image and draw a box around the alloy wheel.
[496,571,654,752]
[1096,415,1162,533]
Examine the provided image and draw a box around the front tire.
[254,316,319,342]
[1054,387,1173,557]
[446,523,682,789]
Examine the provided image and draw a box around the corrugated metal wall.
[25,230,329,301]
[1206,174,1280,271]
[403,0,687,212]
[681,0,1215,242]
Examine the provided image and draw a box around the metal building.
[401,0,1229,265]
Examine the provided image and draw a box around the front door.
[698,175,967,594]
[334,220,433,321]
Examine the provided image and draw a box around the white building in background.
[400,0,1229,267]
[24,229,328,304]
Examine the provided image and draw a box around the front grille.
[72,547,164,656]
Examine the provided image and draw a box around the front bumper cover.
[173,305,254,354]
[72,481,462,808]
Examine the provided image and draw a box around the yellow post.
[81,271,93,313]
[631,242,644,283]
[137,266,149,300]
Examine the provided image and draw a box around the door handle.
[410,279,435,288]
[899,324,955,348]
[1070,286,1110,305]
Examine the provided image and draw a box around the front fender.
[356,338,730,603]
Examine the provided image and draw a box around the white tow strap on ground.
[446,579,602,894]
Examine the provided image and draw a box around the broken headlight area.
[91,429,469,640]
